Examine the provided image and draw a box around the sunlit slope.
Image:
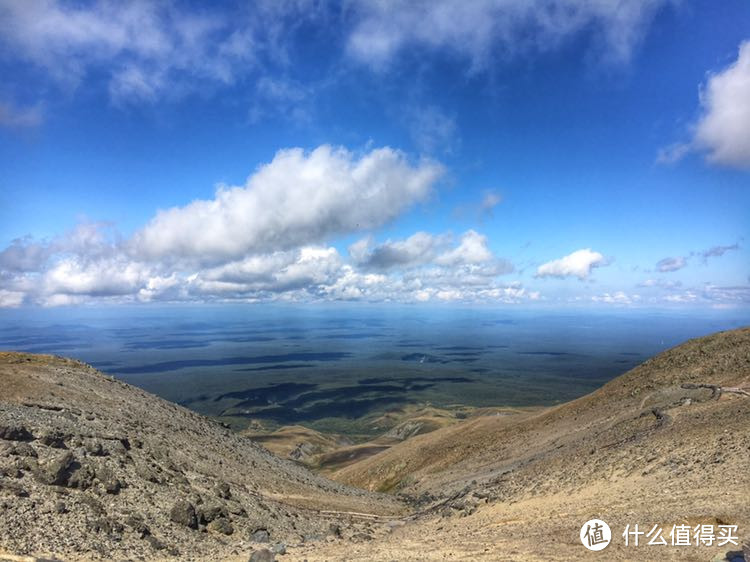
[305,327,750,560]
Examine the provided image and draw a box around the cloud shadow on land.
[113,351,353,374]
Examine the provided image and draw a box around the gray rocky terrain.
[0,353,402,561]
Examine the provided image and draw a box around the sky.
[0,0,748,310]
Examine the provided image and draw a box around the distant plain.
[1,305,747,437]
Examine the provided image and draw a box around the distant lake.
[1,305,747,432]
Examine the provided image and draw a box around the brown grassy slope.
[246,404,485,474]
[298,327,750,560]
[241,424,353,460]
[333,327,750,496]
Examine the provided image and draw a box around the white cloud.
[702,284,750,304]
[348,236,374,265]
[40,293,85,307]
[0,236,51,272]
[413,281,533,304]
[664,291,698,303]
[638,278,682,289]
[0,0,257,101]
[591,291,639,305]
[655,256,686,273]
[434,230,494,267]
[194,246,344,295]
[132,145,444,263]
[0,146,452,306]
[42,256,152,297]
[346,0,673,69]
[356,231,444,269]
[137,274,181,303]
[694,41,750,169]
[353,229,511,275]
[0,289,25,308]
[535,248,606,280]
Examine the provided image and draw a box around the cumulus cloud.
[694,41,750,169]
[535,248,606,280]
[354,231,444,269]
[434,230,495,267]
[346,0,673,69]
[353,229,511,274]
[0,0,260,102]
[42,256,151,297]
[132,145,443,264]
[0,289,25,308]
[655,256,687,273]
[194,247,344,296]
[0,236,51,272]
[1,145,533,307]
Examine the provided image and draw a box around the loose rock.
[249,548,275,562]
[207,517,234,535]
[170,500,198,530]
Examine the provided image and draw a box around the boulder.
[199,504,228,523]
[66,459,96,490]
[38,429,69,448]
[84,439,106,456]
[249,549,275,562]
[36,451,74,486]
[169,500,198,530]
[10,442,37,458]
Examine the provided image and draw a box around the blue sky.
[0,0,748,309]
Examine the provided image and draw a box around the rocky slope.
[0,353,403,561]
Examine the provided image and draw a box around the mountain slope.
[0,353,403,561]
[306,327,750,560]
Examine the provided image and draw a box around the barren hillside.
[307,327,750,560]
[0,353,403,561]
